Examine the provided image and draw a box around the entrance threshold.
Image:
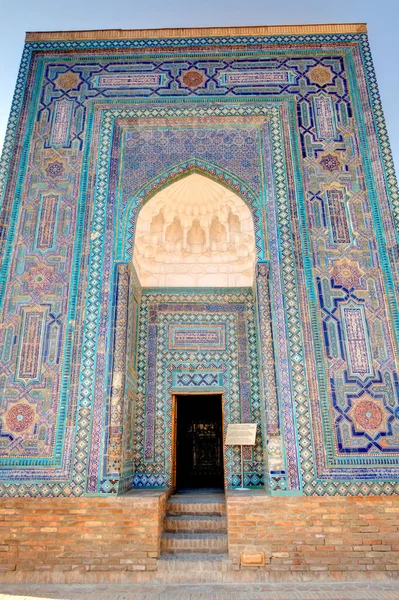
[173,393,224,491]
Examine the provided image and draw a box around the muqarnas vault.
[1,23,399,498]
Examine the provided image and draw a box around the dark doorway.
[176,394,224,490]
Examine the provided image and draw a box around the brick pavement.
[1,582,399,599]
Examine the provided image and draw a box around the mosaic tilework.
[15,307,46,382]
[93,73,164,88]
[0,29,399,497]
[255,262,279,437]
[313,95,338,141]
[326,189,351,243]
[255,262,285,490]
[114,264,141,494]
[106,264,130,475]
[134,289,263,489]
[168,324,227,351]
[34,194,59,251]
[341,305,373,379]
[221,70,296,86]
[173,371,223,388]
[50,99,73,147]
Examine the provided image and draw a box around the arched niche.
[132,173,256,287]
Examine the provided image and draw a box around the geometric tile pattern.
[133,289,263,489]
[0,28,399,496]
[174,372,222,388]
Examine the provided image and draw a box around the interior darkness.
[176,394,224,490]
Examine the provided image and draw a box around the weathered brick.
[0,492,167,577]
[226,494,399,577]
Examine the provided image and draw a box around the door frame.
[171,392,226,492]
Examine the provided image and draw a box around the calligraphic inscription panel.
[168,324,227,351]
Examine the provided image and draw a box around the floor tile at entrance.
[1,582,399,599]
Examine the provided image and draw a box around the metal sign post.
[239,444,245,490]
[225,423,257,490]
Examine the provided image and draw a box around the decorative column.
[106,263,130,476]
[119,263,142,491]
[255,261,285,490]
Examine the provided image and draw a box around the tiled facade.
[1,24,399,498]
[132,289,263,489]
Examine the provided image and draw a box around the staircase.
[161,491,228,555]
[157,491,230,581]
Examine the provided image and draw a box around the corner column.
[255,261,285,492]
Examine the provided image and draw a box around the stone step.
[161,532,228,554]
[166,497,226,516]
[157,553,230,572]
[164,514,227,533]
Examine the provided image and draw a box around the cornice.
[25,23,367,43]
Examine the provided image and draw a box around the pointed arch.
[133,172,256,287]
[117,158,265,262]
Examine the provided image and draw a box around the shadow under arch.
[117,158,265,263]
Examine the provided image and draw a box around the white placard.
[225,423,257,446]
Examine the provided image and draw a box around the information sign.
[225,423,257,446]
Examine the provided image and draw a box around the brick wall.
[0,489,168,583]
[2,490,399,583]
[226,492,399,577]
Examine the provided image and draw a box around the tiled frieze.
[0,28,399,496]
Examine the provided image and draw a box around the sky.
[0,0,398,173]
